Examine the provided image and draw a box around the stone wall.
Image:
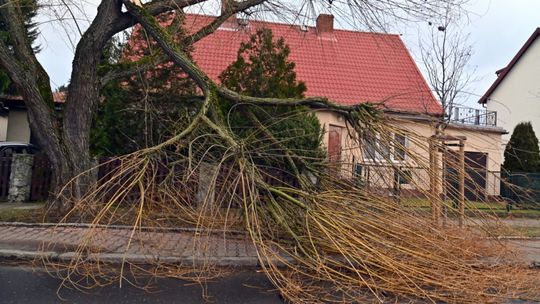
[8,154,34,203]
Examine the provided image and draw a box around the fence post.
[8,153,34,203]
[458,140,465,228]
[429,138,441,226]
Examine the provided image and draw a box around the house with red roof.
[186,14,442,115]
[0,10,507,199]
[166,12,506,199]
[479,27,540,148]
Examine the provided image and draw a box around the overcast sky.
[35,0,539,109]
[454,0,539,106]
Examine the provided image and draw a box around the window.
[363,132,378,160]
[395,169,412,184]
[394,133,407,161]
[363,132,407,162]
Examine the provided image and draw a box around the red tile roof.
[479,27,540,104]
[131,14,442,115]
[0,92,65,104]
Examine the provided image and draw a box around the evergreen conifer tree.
[503,122,540,172]
[219,28,324,172]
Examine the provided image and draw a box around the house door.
[445,151,487,202]
[464,151,487,201]
[328,125,342,163]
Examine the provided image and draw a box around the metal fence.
[448,106,497,127]
[501,172,540,206]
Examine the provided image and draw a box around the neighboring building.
[479,27,540,147]
[0,93,64,144]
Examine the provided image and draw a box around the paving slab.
[1,223,539,267]
[0,223,262,266]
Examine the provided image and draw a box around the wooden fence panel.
[0,156,12,200]
[30,153,53,201]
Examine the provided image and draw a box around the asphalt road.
[0,265,284,304]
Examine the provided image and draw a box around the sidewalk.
[0,223,263,266]
[1,223,540,267]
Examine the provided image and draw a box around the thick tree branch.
[111,0,207,34]
[102,0,266,87]
[122,0,211,91]
[0,41,25,86]
[123,0,381,119]
[182,0,266,45]
[62,0,125,185]
[0,1,60,143]
[1,1,34,63]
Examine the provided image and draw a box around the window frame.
[362,132,408,163]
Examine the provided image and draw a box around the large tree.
[0,0,464,211]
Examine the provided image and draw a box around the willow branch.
[217,87,381,114]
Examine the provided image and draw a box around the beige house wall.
[397,119,503,197]
[445,125,503,197]
[315,110,504,197]
[6,109,31,143]
[0,116,9,142]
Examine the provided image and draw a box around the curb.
[0,249,263,266]
[0,249,293,267]
[1,248,534,269]
[495,236,540,241]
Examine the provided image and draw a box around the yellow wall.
[315,110,504,196]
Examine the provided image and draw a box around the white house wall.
[486,37,540,148]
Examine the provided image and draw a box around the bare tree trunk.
[49,1,124,210]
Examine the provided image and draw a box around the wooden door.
[328,125,342,163]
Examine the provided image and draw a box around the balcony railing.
[448,106,497,127]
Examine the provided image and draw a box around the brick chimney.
[316,14,334,34]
